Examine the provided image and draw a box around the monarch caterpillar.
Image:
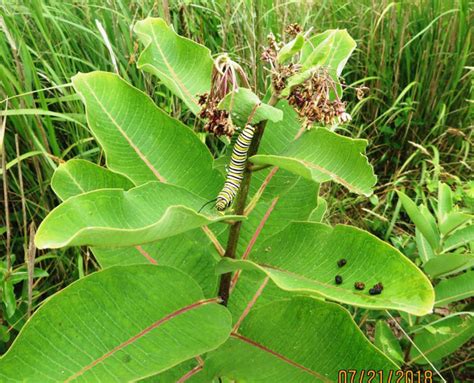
[216,124,256,211]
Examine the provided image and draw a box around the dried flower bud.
[356,86,369,100]
[198,93,208,106]
[198,55,252,138]
[287,68,351,127]
[339,112,352,123]
[261,33,280,63]
[285,23,302,36]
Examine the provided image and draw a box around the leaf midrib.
[252,261,426,313]
[65,298,218,382]
[253,154,370,196]
[149,26,200,108]
[82,80,167,183]
[231,332,332,382]
[78,80,225,255]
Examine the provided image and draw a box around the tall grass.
[0,0,472,338]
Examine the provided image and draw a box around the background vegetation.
[1,0,472,379]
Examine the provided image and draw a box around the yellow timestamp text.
[338,369,434,383]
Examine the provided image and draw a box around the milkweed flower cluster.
[287,68,351,128]
[199,54,250,138]
[262,26,356,128]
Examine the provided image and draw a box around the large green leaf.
[226,271,301,326]
[52,159,134,200]
[251,128,377,196]
[51,159,222,297]
[202,297,397,381]
[409,314,474,365]
[231,170,319,257]
[217,222,434,315]
[259,99,303,154]
[72,71,222,199]
[218,88,283,126]
[35,181,240,249]
[0,265,232,382]
[93,229,220,298]
[134,17,212,115]
[435,271,474,306]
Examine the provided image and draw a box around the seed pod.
[335,275,343,285]
[354,282,365,290]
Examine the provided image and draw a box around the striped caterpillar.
[215,124,255,211]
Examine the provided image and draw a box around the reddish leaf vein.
[231,332,331,382]
[65,298,219,382]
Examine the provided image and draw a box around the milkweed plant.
[0,18,441,382]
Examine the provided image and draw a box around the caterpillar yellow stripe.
[216,124,256,211]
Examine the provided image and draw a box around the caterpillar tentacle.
[216,124,256,211]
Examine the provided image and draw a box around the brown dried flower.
[287,68,351,128]
[356,85,369,100]
[260,25,351,128]
[198,55,251,138]
[261,33,281,63]
[285,23,302,36]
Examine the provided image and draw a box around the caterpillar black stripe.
[216,124,256,211]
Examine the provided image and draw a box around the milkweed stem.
[217,93,279,305]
